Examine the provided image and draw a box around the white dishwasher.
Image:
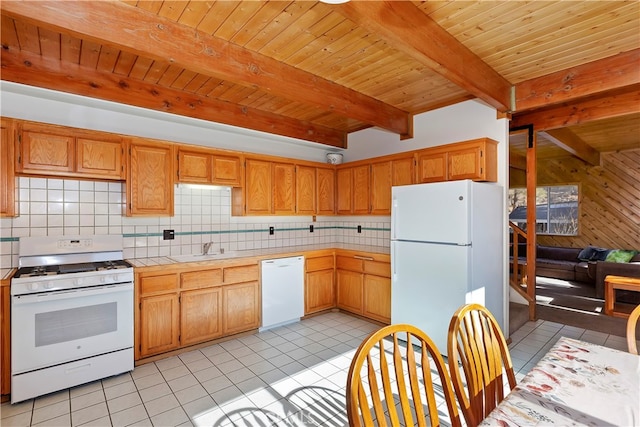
[261,256,304,331]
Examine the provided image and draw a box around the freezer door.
[391,240,470,354]
[392,181,470,245]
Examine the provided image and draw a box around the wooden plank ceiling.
[1,1,639,157]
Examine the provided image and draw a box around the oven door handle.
[12,283,133,305]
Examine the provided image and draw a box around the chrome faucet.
[202,242,214,255]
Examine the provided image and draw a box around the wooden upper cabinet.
[273,162,296,215]
[1,118,16,217]
[416,150,447,183]
[416,138,498,183]
[17,121,124,180]
[20,128,74,174]
[212,154,242,187]
[371,161,392,215]
[392,156,415,186]
[245,158,272,215]
[177,148,242,187]
[352,165,370,214]
[447,138,498,182]
[316,167,335,215]
[76,138,123,179]
[127,138,174,216]
[296,165,316,215]
[178,149,211,183]
[336,168,353,214]
[337,165,370,215]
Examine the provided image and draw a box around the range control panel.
[57,238,93,249]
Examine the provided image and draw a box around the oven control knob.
[100,275,107,283]
[44,282,54,289]
[74,278,83,286]
[28,283,39,291]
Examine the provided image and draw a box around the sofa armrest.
[594,261,640,298]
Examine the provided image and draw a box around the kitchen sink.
[168,252,235,263]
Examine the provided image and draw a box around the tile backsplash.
[0,177,390,268]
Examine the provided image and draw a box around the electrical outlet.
[357,225,362,233]
[163,229,175,240]
[309,225,314,233]
[269,226,274,235]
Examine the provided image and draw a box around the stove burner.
[31,266,48,276]
[104,261,118,270]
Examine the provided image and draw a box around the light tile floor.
[1,312,630,427]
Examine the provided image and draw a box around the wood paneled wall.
[510,148,640,250]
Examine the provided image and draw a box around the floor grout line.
[1,311,631,427]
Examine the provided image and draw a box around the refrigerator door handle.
[392,197,398,239]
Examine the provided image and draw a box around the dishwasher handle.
[261,256,304,268]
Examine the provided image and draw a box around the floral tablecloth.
[480,337,640,426]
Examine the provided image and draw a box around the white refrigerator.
[391,180,504,354]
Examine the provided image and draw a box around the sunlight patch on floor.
[536,277,580,288]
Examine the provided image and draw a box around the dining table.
[480,336,640,426]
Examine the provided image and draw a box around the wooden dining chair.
[346,324,461,427]
[627,304,640,355]
[447,304,517,427]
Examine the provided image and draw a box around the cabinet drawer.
[181,268,223,289]
[364,261,390,278]
[139,273,178,295]
[336,256,364,272]
[224,264,259,284]
[306,256,334,272]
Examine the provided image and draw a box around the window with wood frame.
[508,185,579,236]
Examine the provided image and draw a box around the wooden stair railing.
[509,222,535,317]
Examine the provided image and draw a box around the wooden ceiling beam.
[1,48,347,148]
[511,86,640,131]
[539,128,600,166]
[1,1,411,138]
[515,49,640,112]
[332,1,512,112]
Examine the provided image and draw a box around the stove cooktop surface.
[14,260,132,279]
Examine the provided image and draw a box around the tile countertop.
[1,268,15,281]
[127,243,390,267]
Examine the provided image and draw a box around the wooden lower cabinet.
[181,287,223,346]
[305,254,335,314]
[139,293,180,357]
[363,275,391,323]
[306,270,335,314]
[223,282,260,335]
[336,252,391,323]
[136,262,259,360]
[336,270,364,315]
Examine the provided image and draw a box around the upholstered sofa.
[594,255,640,298]
[535,245,596,284]
[511,244,640,300]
